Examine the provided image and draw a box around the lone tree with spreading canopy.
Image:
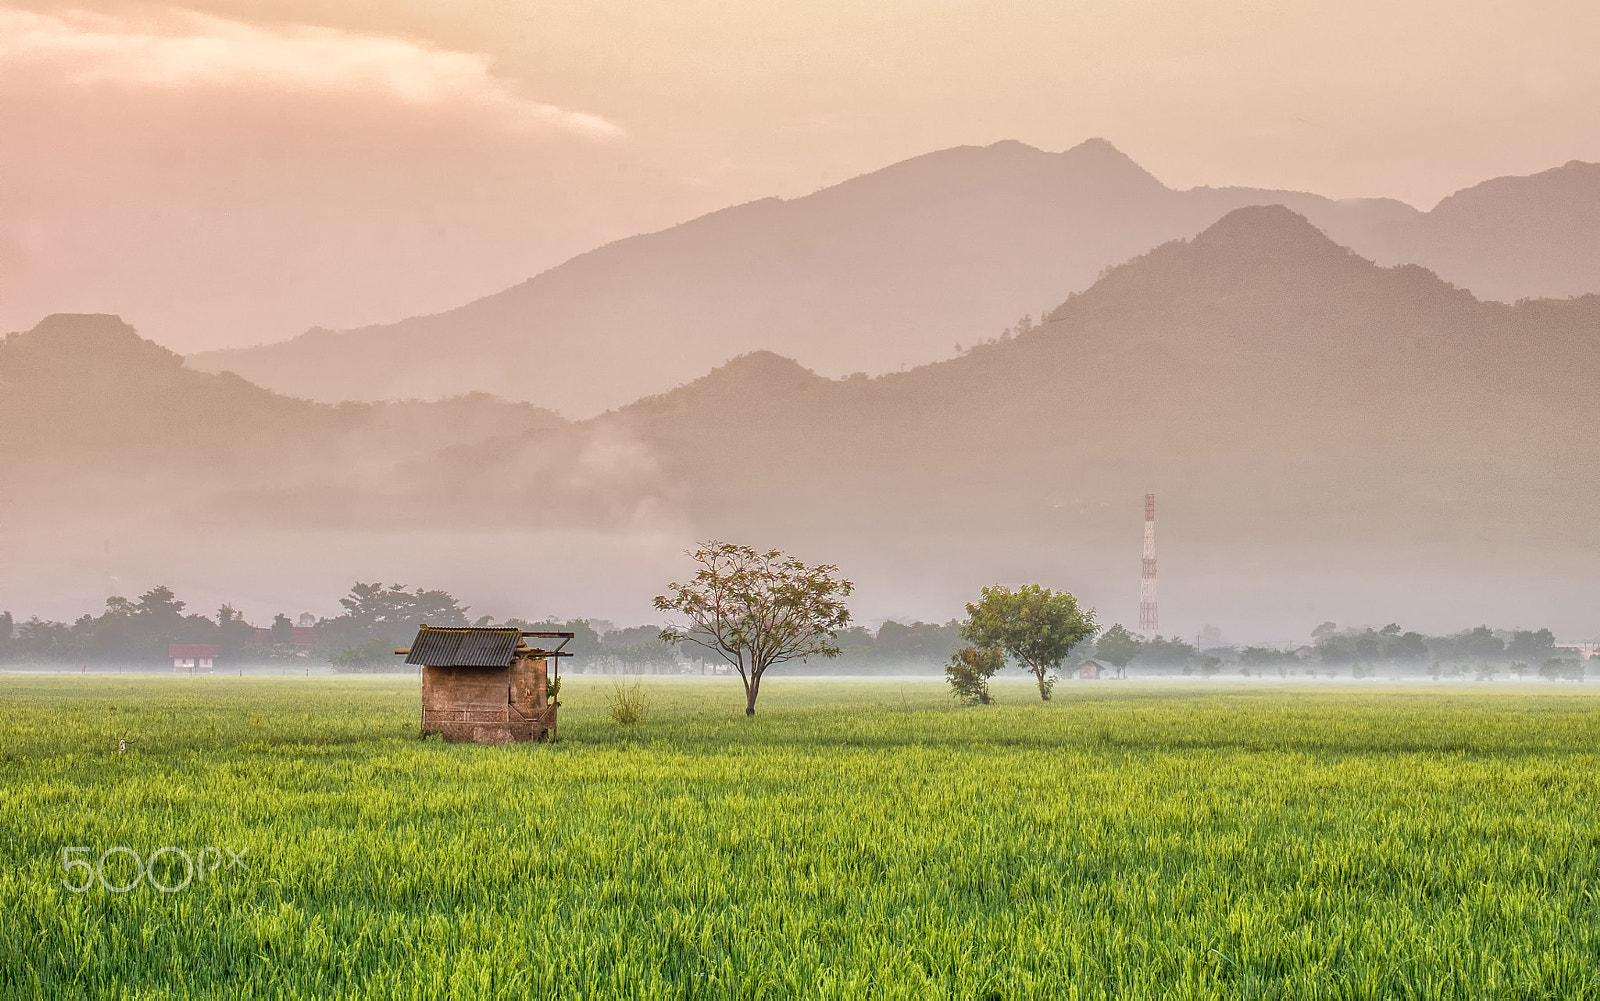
[655,542,853,716]
[960,584,1098,701]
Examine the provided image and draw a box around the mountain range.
[7,206,1599,635]
[187,139,1600,418]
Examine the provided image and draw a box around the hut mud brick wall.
[399,626,573,744]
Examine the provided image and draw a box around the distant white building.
[169,644,217,672]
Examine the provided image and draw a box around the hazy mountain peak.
[617,350,825,419]
[1057,137,1166,190]
[2,314,183,376]
[980,138,1044,155]
[696,350,825,390]
[800,136,1162,208]
[1430,158,1600,219]
[1053,204,1381,323]
[1189,204,1351,261]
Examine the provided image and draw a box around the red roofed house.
[170,644,218,673]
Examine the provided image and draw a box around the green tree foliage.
[655,542,854,715]
[1316,625,1433,665]
[820,620,963,672]
[321,581,469,672]
[875,620,962,663]
[1507,629,1556,662]
[134,585,184,622]
[269,613,296,648]
[509,619,602,662]
[960,584,1097,701]
[1094,624,1142,671]
[1240,646,1296,667]
[1138,635,1198,667]
[1539,657,1584,683]
[594,624,678,673]
[1461,626,1506,660]
[216,605,255,660]
[1385,631,1429,661]
[945,645,1004,704]
[831,626,877,663]
[1,588,223,666]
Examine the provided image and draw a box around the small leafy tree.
[959,584,1097,701]
[946,645,1004,704]
[1095,624,1141,678]
[654,542,853,715]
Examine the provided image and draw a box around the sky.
[4,0,1599,353]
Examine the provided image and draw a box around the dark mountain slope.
[188,139,1412,415]
[1400,159,1600,303]
[593,207,1600,580]
[0,314,330,464]
[0,314,572,520]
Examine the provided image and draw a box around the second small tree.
[946,645,1004,704]
[960,584,1098,701]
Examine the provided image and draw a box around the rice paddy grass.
[3,673,1599,999]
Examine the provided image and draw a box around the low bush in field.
[606,676,648,725]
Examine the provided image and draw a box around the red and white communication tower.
[1139,492,1158,632]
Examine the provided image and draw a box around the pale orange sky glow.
[4,0,1598,352]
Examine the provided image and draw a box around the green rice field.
[3,674,1600,999]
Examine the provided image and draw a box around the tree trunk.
[1035,667,1051,701]
[746,670,763,715]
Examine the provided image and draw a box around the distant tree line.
[2,585,1587,684]
[829,620,964,672]
[0,587,276,667]
[1078,621,1586,682]
[0,580,935,676]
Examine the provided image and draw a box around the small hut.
[1078,660,1104,680]
[397,626,573,744]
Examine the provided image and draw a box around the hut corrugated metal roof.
[404,626,522,668]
